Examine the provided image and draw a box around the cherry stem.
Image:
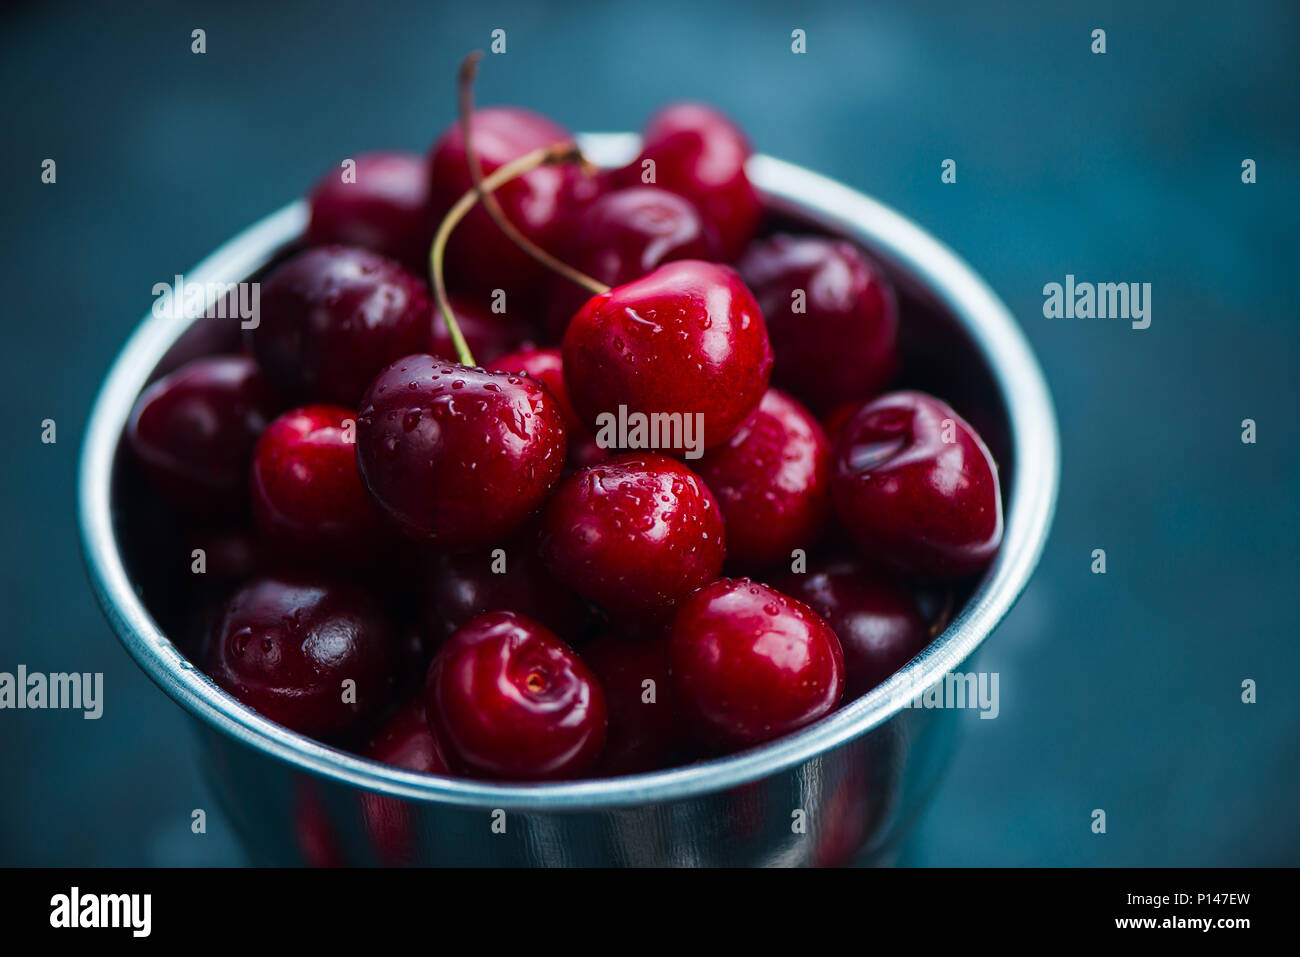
[430,142,589,366]
[457,51,610,298]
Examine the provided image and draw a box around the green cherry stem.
[429,142,590,366]
[457,51,610,298]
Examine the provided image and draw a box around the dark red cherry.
[364,696,450,774]
[428,106,584,293]
[431,294,536,366]
[248,246,432,406]
[419,536,589,643]
[250,404,387,561]
[695,389,830,569]
[127,355,280,516]
[618,102,761,259]
[562,260,772,452]
[355,355,566,546]
[540,453,726,617]
[425,611,607,780]
[738,235,899,413]
[776,557,929,698]
[669,578,844,750]
[486,346,579,429]
[830,391,1003,579]
[206,577,399,736]
[581,627,677,775]
[306,152,435,270]
[543,186,722,339]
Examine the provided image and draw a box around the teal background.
[1,0,1297,865]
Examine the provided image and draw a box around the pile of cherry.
[125,92,1003,783]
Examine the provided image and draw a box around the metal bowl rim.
[78,132,1059,810]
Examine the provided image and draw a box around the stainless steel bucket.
[79,134,1059,866]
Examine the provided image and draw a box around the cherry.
[486,346,579,430]
[830,391,1003,579]
[306,152,435,270]
[431,294,536,366]
[695,388,830,569]
[206,576,399,736]
[775,557,929,698]
[364,696,450,774]
[126,354,280,516]
[561,260,772,452]
[427,106,584,294]
[248,246,431,407]
[581,627,677,775]
[355,355,567,546]
[738,235,899,414]
[669,578,844,750]
[250,404,387,561]
[419,535,590,644]
[425,611,607,780]
[540,453,725,617]
[617,102,761,260]
[542,186,721,339]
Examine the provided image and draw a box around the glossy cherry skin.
[830,391,1003,579]
[669,578,844,751]
[617,102,761,260]
[776,557,929,698]
[486,347,579,429]
[306,152,434,270]
[364,696,450,774]
[127,355,280,516]
[419,536,589,644]
[695,389,830,569]
[582,627,677,775]
[431,295,537,367]
[540,454,726,617]
[738,235,899,414]
[424,611,607,780]
[355,356,567,547]
[543,186,722,339]
[249,246,432,406]
[562,260,773,452]
[206,577,399,737]
[250,404,387,561]
[428,106,584,293]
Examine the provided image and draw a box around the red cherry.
[306,152,435,270]
[250,404,387,561]
[249,246,431,406]
[542,186,721,339]
[486,346,579,429]
[127,355,280,516]
[364,696,450,774]
[669,578,844,750]
[206,577,399,736]
[431,294,537,366]
[738,235,899,413]
[419,536,590,644]
[695,389,830,569]
[776,557,929,698]
[618,102,761,259]
[581,627,677,775]
[355,356,567,547]
[830,391,1003,579]
[540,453,726,617]
[561,260,772,452]
[428,106,584,294]
[425,611,607,780]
